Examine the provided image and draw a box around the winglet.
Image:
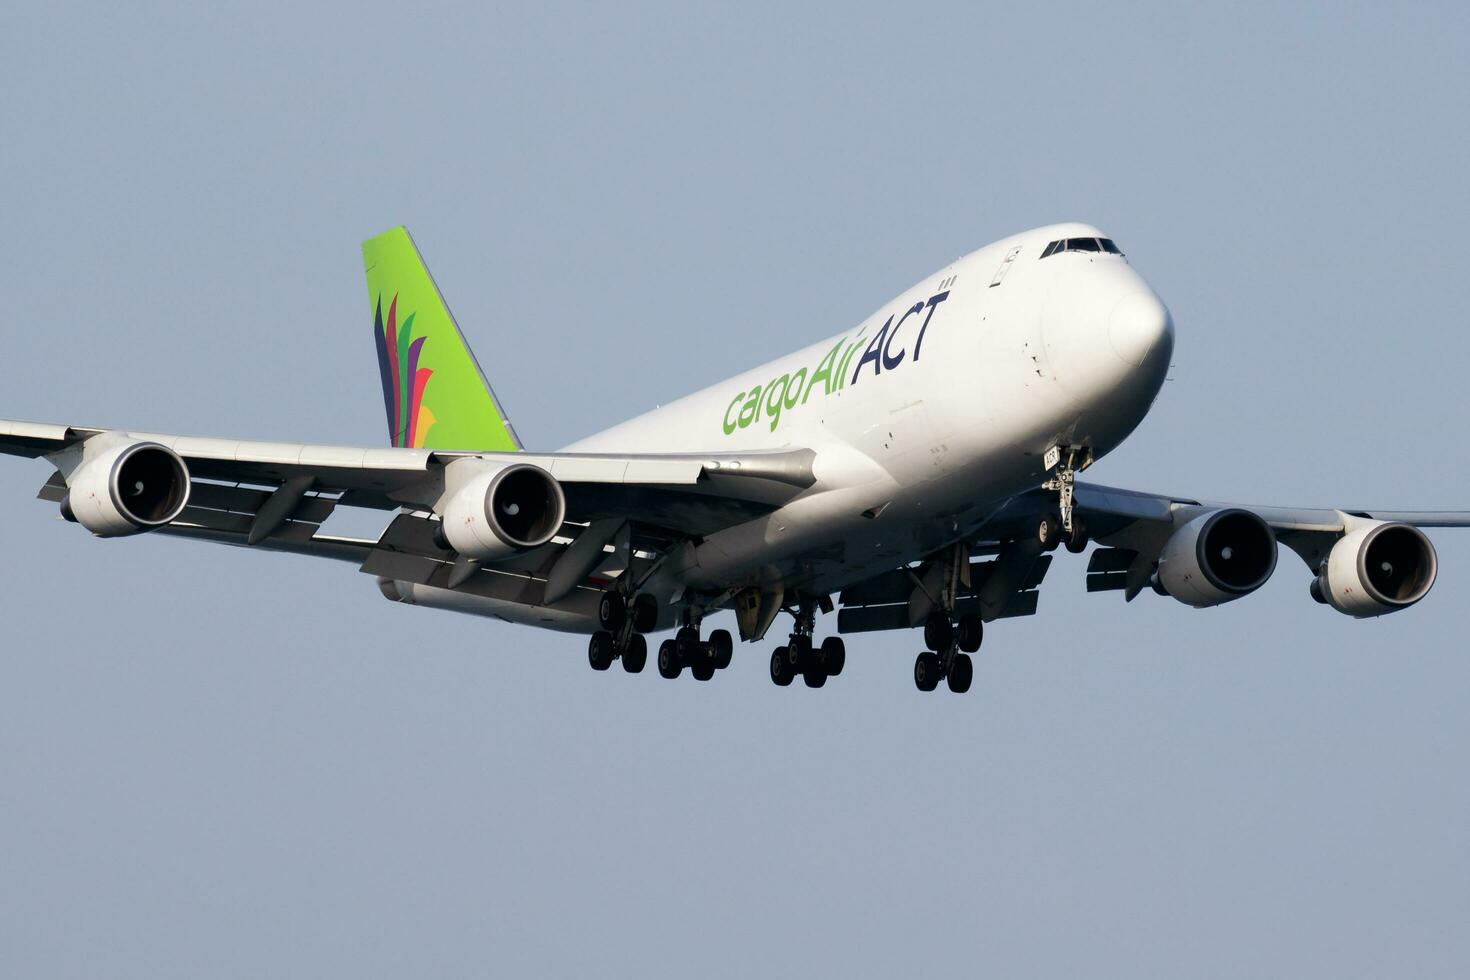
[362,227,522,451]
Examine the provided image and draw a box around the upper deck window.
[1039,236,1125,259]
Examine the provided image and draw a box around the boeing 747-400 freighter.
[5,224,1462,692]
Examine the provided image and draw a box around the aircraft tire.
[786,635,810,668]
[914,651,941,692]
[803,666,827,688]
[1038,515,1062,552]
[820,636,845,675]
[1065,519,1089,553]
[676,627,702,667]
[589,630,615,671]
[622,633,647,673]
[947,653,973,694]
[658,639,682,679]
[598,593,627,632]
[923,613,953,653]
[709,629,734,669]
[957,613,983,653]
[771,648,794,686]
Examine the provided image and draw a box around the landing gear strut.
[913,610,977,694]
[1040,444,1092,553]
[769,597,845,689]
[911,544,982,694]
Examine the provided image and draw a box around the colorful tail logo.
[374,293,437,448]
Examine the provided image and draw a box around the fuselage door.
[989,245,1023,288]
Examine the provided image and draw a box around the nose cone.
[1036,262,1174,456]
[1108,291,1173,367]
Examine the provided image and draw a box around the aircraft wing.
[835,480,1470,634]
[1,418,816,588]
[980,481,1470,602]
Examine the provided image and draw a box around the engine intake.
[1157,508,1278,607]
[1312,521,1437,617]
[61,440,191,537]
[439,462,566,562]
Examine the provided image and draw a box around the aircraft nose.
[1107,291,1173,367]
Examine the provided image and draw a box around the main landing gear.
[587,591,660,674]
[590,591,735,681]
[655,625,734,682]
[769,599,845,689]
[913,609,982,693]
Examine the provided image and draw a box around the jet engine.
[1156,508,1278,607]
[1310,521,1437,617]
[438,462,566,562]
[61,440,192,537]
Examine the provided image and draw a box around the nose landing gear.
[1040,444,1093,553]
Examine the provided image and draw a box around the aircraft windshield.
[1039,237,1124,258]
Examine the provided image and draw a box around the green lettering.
[838,333,866,390]
[737,385,761,428]
[805,339,844,402]
[765,374,791,430]
[784,368,807,410]
[723,391,745,435]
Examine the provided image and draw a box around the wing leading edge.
[2,418,818,598]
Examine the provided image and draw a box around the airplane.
[4,223,1464,694]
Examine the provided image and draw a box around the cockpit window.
[1039,236,1124,259]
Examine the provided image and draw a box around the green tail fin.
[363,226,521,451]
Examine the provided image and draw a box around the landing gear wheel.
[683,632,717,681]
[914,651,941,692]
[597,593,627,632]
[820,636,846,676]
[709,629,733,670]
[923,613,953,653]
[588,630,615,671]
[785,635,811,669]
[631,594,658,634]
[1064,518,1089,554]
[803,666,827,688]
[947,653,973,693]
[622,633,647,673]
[676,626,701,666]
[957,613,983,653]
[657,639,682,679]
[770,647,794,686]
[691,653,716,681]
[1038,514,1062,552]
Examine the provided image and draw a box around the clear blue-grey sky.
[2,3,1467,977]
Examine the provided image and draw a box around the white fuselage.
[397,222,1175,631]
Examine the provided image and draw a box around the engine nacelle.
[1312,521,1437,617]
[439,462,566,562]
[1157,508,1278,607]
[61,440,191,537]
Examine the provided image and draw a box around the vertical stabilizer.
[362,227,522,451]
